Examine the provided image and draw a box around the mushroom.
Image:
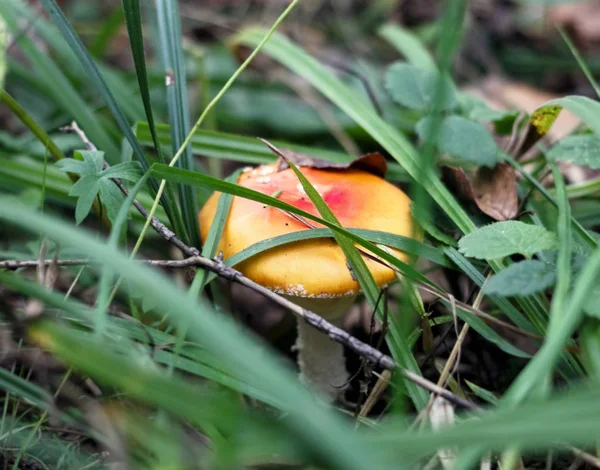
[198,158,418,399]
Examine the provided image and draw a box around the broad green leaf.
[384,62,457,111]
[56,152,142,224]
[70,176,100,225]
[101,161,144,181]
[458,221,557,260]
[459,93,519,126]
[444,247,535,332]
[98,179,127,223]
[507,156,596,250]
[484,260,556,296]
[378,24,436,70]
[417,115,500,167]
[547,134,600,169]
[583,285,600,319]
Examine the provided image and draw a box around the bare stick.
[52,123,476,410]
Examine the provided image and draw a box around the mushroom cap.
[199,162,419,298]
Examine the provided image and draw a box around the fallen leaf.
[441,163,518,221]
[272,147,388,177]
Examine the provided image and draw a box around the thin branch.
[0,255,547,346]
[50,123,477,410]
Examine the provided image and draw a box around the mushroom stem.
[295,317,348,399]
[288,295,356,400]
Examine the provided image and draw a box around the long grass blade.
[154,0,199,246]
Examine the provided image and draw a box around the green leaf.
[458,221,557,260]
[417,115,500,167]
[70,176,100,225]
[101,161,144,181]
[583,285,600,318]
[484,260,556,296]
[378,24,436,70]
[98,179,126,223]
[56,152,142,224]
[384,62,457,111]
[547,134,600,169]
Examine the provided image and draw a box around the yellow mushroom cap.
[199,162,419,298]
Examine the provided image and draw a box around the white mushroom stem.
[296,317,348,398]
[288,295,356,400]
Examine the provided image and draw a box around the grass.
[1,0,600,468]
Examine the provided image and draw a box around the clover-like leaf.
[384,62,457,111]
[484,260,556,296]
[417,115,500,167]
[547,134,600,169]
[458,221,557,259]
[56,150,142,225]
[583,285,600,319]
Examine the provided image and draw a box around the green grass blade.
[154,0,199,246]
[34,0,185,235]
[223,229,451,271]
[151,163,434,287]
[280,155,429,409]
[234,29,475,236]
[378,24,436,70]
[444,247,534,331]
[507,156,596,249]
[122,0,164,164]
[0,1,118,159]
[36,0,145,164]
[135,123,409,181]
[0,199,395,470]
[558,27,600,99]
[548,164,572,328]
[121,0,187,241]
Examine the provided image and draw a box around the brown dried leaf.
[442,163,518,221]
[275,150,388,177]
